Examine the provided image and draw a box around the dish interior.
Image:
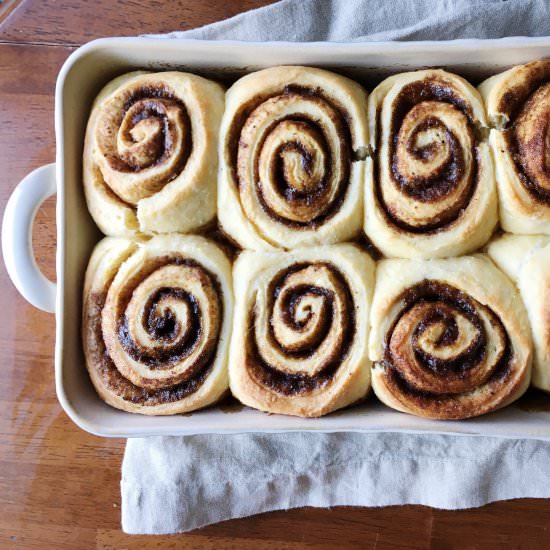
[56,37,550,437]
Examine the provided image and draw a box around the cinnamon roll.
[218,66,369,250]
[82,234,233,415]
[366,70,497,258]
[480,59,550,234]
[369,255,532,419]
[488,234,550,392]
[229,245,375,417]
[83,71,224,236]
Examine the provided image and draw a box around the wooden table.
[1,1,549,547]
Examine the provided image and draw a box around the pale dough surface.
[369,255,532,419]
[218,65,369,250]
[366,69,497,258]
[229,244,375,417]
[479,60,550,234]
[82,234,233,415]
[488,234,550,391]
[84,71,224,236]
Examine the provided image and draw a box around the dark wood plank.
[99,506,434,549]
[431,501,550,549]
[1,2,550,549]
[0,0,277,46]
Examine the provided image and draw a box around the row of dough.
[85,59,550,258]
[83,232,549,420]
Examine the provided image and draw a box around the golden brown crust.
[229,245,375,417]
[366,70,497,258]
[369,255,532,420]
[479,59,550,234]
[218,66,369,250]
[83,71,224,236]
[82,234,233,415]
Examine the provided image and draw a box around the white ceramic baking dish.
[3,36,550,438]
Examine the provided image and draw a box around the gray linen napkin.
[123,0,550,534]
[147,0,550,41]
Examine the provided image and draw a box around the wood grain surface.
[1,1,549,548]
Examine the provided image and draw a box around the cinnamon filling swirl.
[245,262,355,395]
[505,82,550,204]
[88,291,213,406]
[229,86,353,228]
[382,281,511,402]
[379,79,480,233]
[95,84,192,205]
[91,255,223,402]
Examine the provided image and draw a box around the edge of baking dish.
[46,36,550,437]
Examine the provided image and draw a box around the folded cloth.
[123,432,550,534]
[147,0,550,42]
[123,0,550,534]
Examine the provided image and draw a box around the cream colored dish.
[3,37,550,437]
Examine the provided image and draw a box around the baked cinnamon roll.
[229,245,375,417]
[83,71,224,236]
[480,59,550,234]
[369,255,532,419]
[82,234,233,414]
[488,234,550,392]
[218,66,369,250]
[366,70,497,258]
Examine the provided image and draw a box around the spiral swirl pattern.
[229,245,374,418]
[511,82,550,203]
[82,235,232,415]
[381,78,479,231]
[384,281,509,398]
[104,256,222,389]
[366,70,496,258]
[84,71,224,236]
[246,262,354,394]
[369,257,532,420]
[479,59,550,234]
[219,67,369,250]
[95,88,191,205]
[237,90,350,228]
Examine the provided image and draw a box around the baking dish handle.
[2,163,57,313]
